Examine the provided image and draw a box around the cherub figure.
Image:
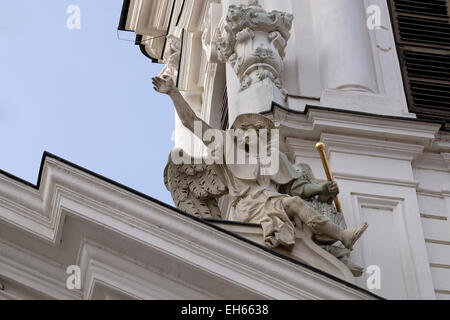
[154,76,368,251]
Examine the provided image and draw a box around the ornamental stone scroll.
[158,35,182,83]
[215,0,293,96]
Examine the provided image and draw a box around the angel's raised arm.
[152,76,214,142]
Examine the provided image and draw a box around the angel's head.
[231,113,275,132]
[231,114,277,152]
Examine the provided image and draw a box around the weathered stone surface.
[215,0,293,95]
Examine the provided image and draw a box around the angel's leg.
[282,196,368,249]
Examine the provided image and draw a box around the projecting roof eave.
[117,0,171,63]
[0,152,382,300]
[118,0,132,32]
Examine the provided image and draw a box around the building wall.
[202,0,448,300]
[0,155,377,300]
[413,152,450,299]
[122,0,450,299]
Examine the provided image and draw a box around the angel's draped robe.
[219,149,305,248]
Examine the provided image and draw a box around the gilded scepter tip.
[315,142,325,152]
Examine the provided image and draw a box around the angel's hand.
[319,181,339,203]
[152,76,176,95]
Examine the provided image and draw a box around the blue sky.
[0,1,175,204]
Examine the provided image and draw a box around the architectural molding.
[285,138,320,161]
[363,0,410,114]
[78,240,216,300]
[115,0,450,300]
[332,172,419,189]
[307,109,439,144]
[0,240,80,300]
[158,35,181,82]
[413,153,449,173]
[349,193,423,299]
[269,105,442,146]
[216,0,293,95]
[320,133,425,161]
[442,153,450,171]
[0,153,378,300]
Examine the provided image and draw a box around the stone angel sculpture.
[154,76,368,253]
[164,150,228,220]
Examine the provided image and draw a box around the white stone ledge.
[0,154,379,300]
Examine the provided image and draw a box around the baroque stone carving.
[153,76,368,277]
[158,35,181,82]
[215,0,293,95]
[289,163,364,276]
[164,152,228,220]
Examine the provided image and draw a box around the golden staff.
[315,142,345,218]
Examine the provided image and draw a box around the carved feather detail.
[164,149,228,219]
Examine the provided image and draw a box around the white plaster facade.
[116,0,450,300]
[1,0,449,300]
[0,154,377,300]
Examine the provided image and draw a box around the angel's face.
[234,125,273,158]
[236,125,257,147]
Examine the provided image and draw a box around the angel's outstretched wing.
[164,149,228,219]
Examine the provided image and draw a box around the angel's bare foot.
[275,224,296,247]
[342,222,369,249]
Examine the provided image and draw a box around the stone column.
[310,0,378,93]
[215,0,293,125]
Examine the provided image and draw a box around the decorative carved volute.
[158,35,182,82]
[215,0,293,95]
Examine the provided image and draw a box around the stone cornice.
[0,239,81,300]
[332,172,419,188]
[78,240,216,300]
[442,153,450,171]
[320,133,425,161]
[0,153,378,300]
[268,104,442,148]
[413,153,449,172]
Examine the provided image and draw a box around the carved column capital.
[215,0,293,95]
